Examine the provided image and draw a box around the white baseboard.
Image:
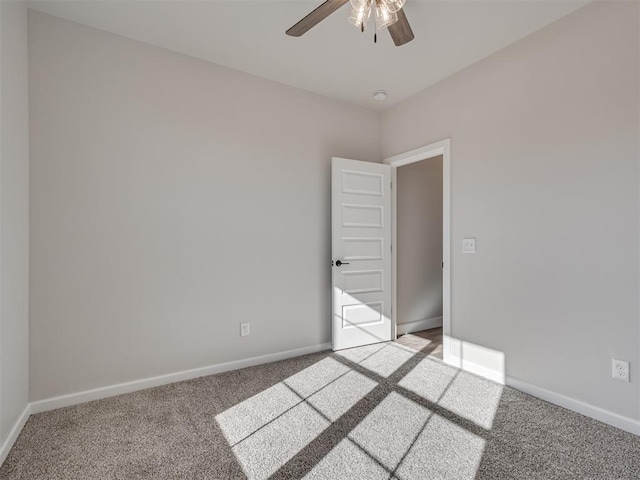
[30,342,332,414]
[0,404,31,467]
[506,376,640,436]
[397,316,442,336]
[448,355,505,384]
[443,356,640,437]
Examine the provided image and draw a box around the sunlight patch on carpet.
[215,382,301,445]
[394,414,486,480]
[232,402,329,480]
[398,356,458,402]
[304,438,390,480]
[349,392,431,471]
[306,370,377,422]
[358,344,415,378]
[285,357,351,398]
[438,373,504,429]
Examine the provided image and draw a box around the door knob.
[335,260,350,267]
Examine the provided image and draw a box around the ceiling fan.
[286,0,415,46]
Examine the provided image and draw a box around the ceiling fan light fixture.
[286,0,414,47]
[383,0,405,13]
[350,0,368,8]
[347,0,372,29]
[374,1,398,30]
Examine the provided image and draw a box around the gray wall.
[397,156,443,329]
[26,1,640,427]
[382,1,639,420]
[0,0,30,444]
[28,11,381,401]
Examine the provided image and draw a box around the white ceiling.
[28,0,590,109]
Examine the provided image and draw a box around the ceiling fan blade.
[286,0,350,37]
[388,8,414,46]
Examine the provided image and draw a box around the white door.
[332,157,392,351]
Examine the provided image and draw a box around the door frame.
[383,138,452,364]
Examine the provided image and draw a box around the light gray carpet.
[1,341,639,479]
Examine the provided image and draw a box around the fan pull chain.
[374,14,377,43]
[374,0,378,43]
[374,4,377,44]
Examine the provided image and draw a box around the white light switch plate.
[462,238,477,254]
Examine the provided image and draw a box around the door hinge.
[390,181,393,189]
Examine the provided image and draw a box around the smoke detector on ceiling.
[373,90,388,101]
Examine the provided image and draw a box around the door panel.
[332,158,392,351]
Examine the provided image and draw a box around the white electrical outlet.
[240,322,250,337]
[612,359,629,382]
[462,238,477,254]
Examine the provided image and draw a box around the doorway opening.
[385,139,451,364]
[394,155,444,358]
